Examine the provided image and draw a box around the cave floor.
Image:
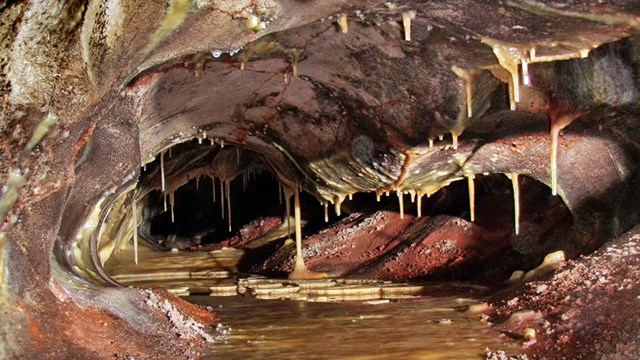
[104,237,528,359]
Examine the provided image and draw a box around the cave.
[2,1,640,359]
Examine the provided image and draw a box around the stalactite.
[292,185,308,274]
[324,202,329,223]
[402,11,416,42]
[160,151,166,192]
[467,175,476,222]
[132,199,138,265]
[170,191,175,223]
[338,13,348,34]
[334,194,345,216]
[226,180,232,232]
[397,190,404,219]
[507,173,520,235]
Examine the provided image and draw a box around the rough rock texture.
[487,225,640,359]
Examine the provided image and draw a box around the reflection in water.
[105,241,524,359]
[190,295,522,360]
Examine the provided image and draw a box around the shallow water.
[190,295,521,360]
[105,243,524,359]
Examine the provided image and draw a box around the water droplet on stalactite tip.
[467,175,475,222]
[397,190,404,219]
[338,13,348,34]
[160,151,166,192]
[507,173,520,235]
[402,11,416,42]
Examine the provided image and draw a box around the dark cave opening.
[137,139,573,279]
[146,170,283,245]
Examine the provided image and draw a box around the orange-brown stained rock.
[8,290,216,359]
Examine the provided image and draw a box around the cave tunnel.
[2,1,640,359]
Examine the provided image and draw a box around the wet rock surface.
[487,225,640,359]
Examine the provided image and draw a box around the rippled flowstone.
[210,277,487,303]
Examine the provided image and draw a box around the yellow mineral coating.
[338,13,348,34]
[482,38,523,110]
[451,66,480,119]
[524,250,565,281]
[523,327,536,341]
[290,186,308,276]
[402,11,416,42]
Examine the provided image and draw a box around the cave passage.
[113,135,575,286]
